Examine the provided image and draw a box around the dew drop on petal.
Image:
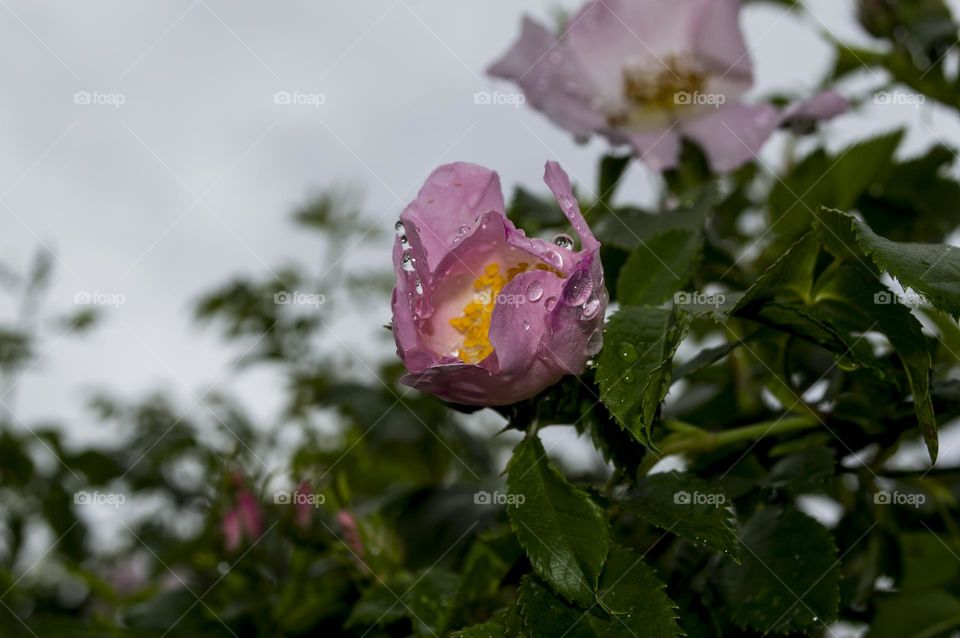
[415,278,423,295]
[401,252,416,272]
[553,233,574,249]
[526,280,544,302]
[619,342,638,362]
[394,220,405,236]
[544,250,564,269]
[521,320,531,331]
[586,328,603,355]
[544,296,558,311]
[581,296,601,320]
[458,225,470,234]
[399,234,410,250]
[562,271,594,306]
[559,195,575,216]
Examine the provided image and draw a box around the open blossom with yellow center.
[448,262,547,364]
[392,161,608,406]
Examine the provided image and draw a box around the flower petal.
[780,90,849,125]
[623,129,683,171]
[399,162,505,273]
[679,102,780,172]
[488,16,606,137]
[542,161,599,252]
[692,0,752,83]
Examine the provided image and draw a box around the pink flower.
[488,0,847,172]
[337,510,365,559]
[222,488,263,552]
[391,161,607,406]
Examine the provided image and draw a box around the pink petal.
[623,129,683,171]
[488,17,607,138]
[692,0,752,83]
[780,90,849,124]
[399,163,505,273]
[236,490,264,540]
[542,161,599,251]
[222,509,242,552]
[679,102,780,172]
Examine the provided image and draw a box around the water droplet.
[581,296,601,320]
[415,278,423,295]
[401,253,416,272]
[399,234,410,250]
[526,281,544,302]
[544,250,564,269]
[544,296,558,311]
[622,372,635,384]
[521,320,531,331]
[394,220,405,236]
[458,225,470,235]
[562,270,594,306]
[586,329,603,355]
[619,343,638,362]
[559,195,575,215]
[553,233,574,249]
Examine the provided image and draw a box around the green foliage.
[3,2,960,636]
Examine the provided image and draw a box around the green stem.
[639,415,820,475]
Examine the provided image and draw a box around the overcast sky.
[2,0,959,467]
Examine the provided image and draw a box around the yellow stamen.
[448,262,528,364]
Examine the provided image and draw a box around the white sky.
[2,0,959,468]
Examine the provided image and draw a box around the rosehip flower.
[222,488,263,552]
[391,161,607,406]
[488,0,847,172]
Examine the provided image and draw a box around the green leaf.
[597,307,689,443]
[817,207,960,320]
[625,471,738,558]
[518,575,680,638]
[764,447,836,495]
[769,132,903,243]
[346,569,460,635]
[871,591,960,638]
[597,154,632,205]
[617,229,703,306]
[597,545,682,638]
[899,532,960,592]
[720,506,839,633]
[506,435,610,607]
[451,620,506,638]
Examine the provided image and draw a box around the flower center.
[608,54,708,127]
[448,262,534,364]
